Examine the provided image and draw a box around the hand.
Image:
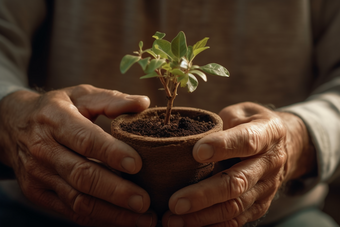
[0,84,157,227]
[162,102,316,227]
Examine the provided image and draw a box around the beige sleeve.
[0,0,47,100]
[281,0,340,193]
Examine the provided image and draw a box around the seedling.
[120,31,229,125]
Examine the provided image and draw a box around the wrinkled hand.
[0,84,157,227]
[163,102,316,227]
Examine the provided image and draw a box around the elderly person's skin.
[0,84,317,227]
[163,102,316,227]
[0,84,157,227]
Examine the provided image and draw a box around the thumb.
[65,84,150,120]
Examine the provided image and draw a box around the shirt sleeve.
[280,0,340,192]
[0,0,46,178]
[0,0,46,100]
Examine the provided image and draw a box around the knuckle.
[271,147,287,166]
[72,127,96,156]
[222,133,239,153]
[231,175,248,197]
[73,84,96,95]
[221,171,248,198]
[263,145,287,174]
[110,89,124,97]
[249,202,269,221]
[72,193,96,216]
[270,116,286,139]
[243,126,261,154]
[222,198,244,219]
[28,137,45,158]
[224,219,239,227]
[69,161,100,194]
[35,101,56,124]
[28,137,57,163]
[35,93,71,125]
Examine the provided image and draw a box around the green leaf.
[193,46,210,57]
[186,46,194,62]
[171,31,188,59]
[187,73,199,92]
[170,61,180,69]
[177,74,189,87]
[199,63,230,77]
[152,31,166,40]
[170,68,186,77]
[189,69,207,82]
[172,68,188,87]
[120,55,140,74]
[162,63,172,71]
[138,57,150,71]
[140,71,159,79]
[139,41,143,50]
[193,37,209,50]
[145,49,157,58]
[189,37,210,61]
[152,39,176,60]
[145,58,166,74]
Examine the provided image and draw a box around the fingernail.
[121,157,136,173]
[168,215,184,227]
[128,195,144,212]
[197,144,214,161]
[136,212,153,227]
[175,198,191,214]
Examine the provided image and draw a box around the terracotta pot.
[111,107,223,218]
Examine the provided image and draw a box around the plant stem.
[164,81,180,125]
[156,70,180,125]
[159,77,171,98]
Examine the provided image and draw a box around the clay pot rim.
[111,106,223,143]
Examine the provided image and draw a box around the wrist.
[277,111,317,182]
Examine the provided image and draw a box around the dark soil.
[120,112,216,137]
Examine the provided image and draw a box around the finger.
[168,156,281,215]
[45,145,151,213]
[17,170,98,226]
[29,187,100,226]
[208,201,270,227]
[55,184,155,227]
[27,165,156,227]
[218,102,273,130]
[164,179,275,227]
[65,84,150,119]
[32,186,156,227]
[193,118,285,163]
[37,96,142,173]
[58,118,142,174]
